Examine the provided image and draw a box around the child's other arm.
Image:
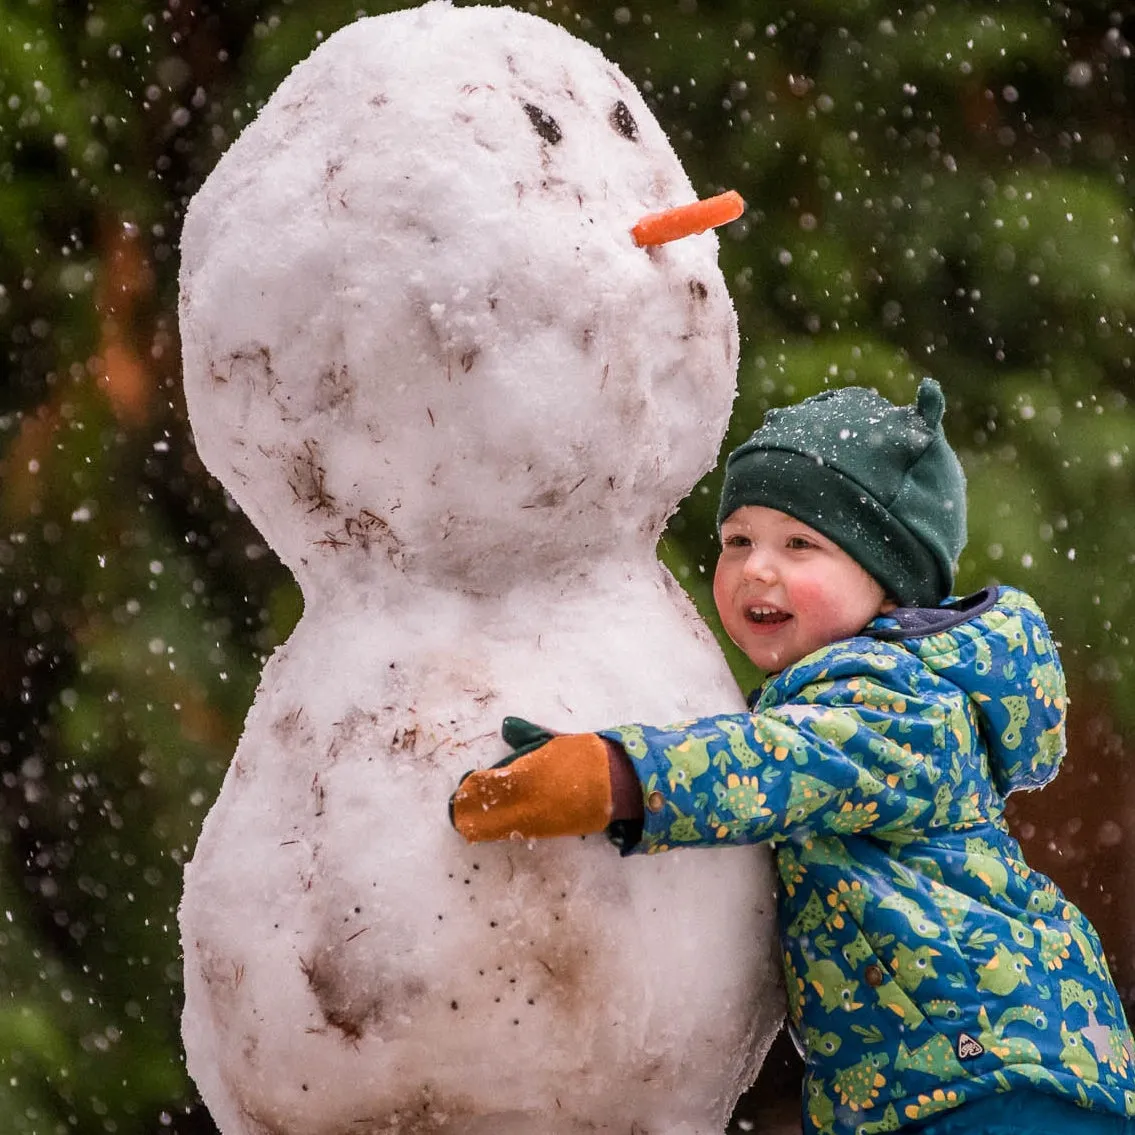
[602,669,975,852]
[450,662,964,851]
[602,708,891,851]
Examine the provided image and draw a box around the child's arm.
[603,655,1006,851]
[600,706,900,852]
[451,651,998,850]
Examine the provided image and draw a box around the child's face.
[713,505,895,673]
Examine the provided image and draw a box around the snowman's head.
[179,2,738,599]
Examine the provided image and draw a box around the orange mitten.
[449,720,613,843]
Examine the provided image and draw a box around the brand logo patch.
[956,1032,985,1060]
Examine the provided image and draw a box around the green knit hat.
[717,378,967,607]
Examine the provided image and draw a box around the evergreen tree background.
[1,1,1132,1131]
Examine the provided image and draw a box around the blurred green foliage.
[1,0,1133,1131]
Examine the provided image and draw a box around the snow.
[177,4,783,1133]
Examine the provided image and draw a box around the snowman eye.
[610,100,639,141]
[523,103,562,145]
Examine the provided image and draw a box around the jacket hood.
[868,585,1067,795]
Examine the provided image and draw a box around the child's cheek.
[786,577,835,619]
[711,556,732,618]
[787,577,849,636]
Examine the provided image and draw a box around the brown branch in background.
[94,215,155,426]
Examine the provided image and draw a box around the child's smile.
[745,603,791,627]
[714,505,894,672]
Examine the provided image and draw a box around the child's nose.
[741,548,777,583]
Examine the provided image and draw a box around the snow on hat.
[716,378,967,607]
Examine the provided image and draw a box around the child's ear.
[879,597,899,615]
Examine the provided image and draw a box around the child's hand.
[449,717,619,843]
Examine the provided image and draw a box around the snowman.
[177,4,783,1133]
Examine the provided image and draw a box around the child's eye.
[723,533,750,548]
[786,536,815,550]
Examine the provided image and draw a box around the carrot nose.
[631,190,744,247]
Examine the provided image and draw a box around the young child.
[450,379,1135,1135]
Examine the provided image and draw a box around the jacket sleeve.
[599,642,992,853]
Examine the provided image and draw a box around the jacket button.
[646,790,665,814]
[864,964,885,987]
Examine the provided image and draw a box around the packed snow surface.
[178,4,783,1133]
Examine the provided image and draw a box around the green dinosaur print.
[788,891,829,937]
[878,892,941,938]
[662,735,710,791]
[842,933,874,969]
[805,1028,843,1059]
[895,1034,966,1080]
[833,1051,889,1111]
[712,719,760,768]
[1028,660,1065,709]
[856,1102,902,1134]
[1007,919,1036,951]
[977,1003,1048,1062]
[888,859,918,890]
[892,943,940,990]
[899,698,941,747]
[1069,922,1107,979]
[664,803,702,843]
[810,709,860,746]
[800,836,855,870]
[846,678,908,715]
[777,844,808,896]
[930,782,953,827]
[712,773,771,823]
[921,633,963,672]
[1027,886,1058,914]
[955,621,994,674]
[946,699,974,757]
[1033,723,1064,771]
[867,736,920,790]
[806,958,864,1013]
[784,951,806,1024]
[763,716,813,765]
[999,695,1030,750]
[1036,925,1073,971]
[1060,1022,1100,1083]
[993,613,1029,654]
[976,943,1032,995]
[963,837,1009,897]
[953,786,984,827]
[825,798,881,834]
[901,1087,967,1124]
[1101,1017,1134,1078]
[617,723,650,761]
[852,763,888,797]
[875,798,934,844]
[806,1078,837,1135]
[786,771,840,825]
[1010,1063,1066,1092]
[872,980,925,1025]
[826,877,870,923]
[923,998,963,1023]
[901,853,944,886]
[862,649,900,672]
[1061,978,1099,1013]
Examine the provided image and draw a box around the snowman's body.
[178,5,782,1133]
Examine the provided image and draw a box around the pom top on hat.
[717,378,967,607]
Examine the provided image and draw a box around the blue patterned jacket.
[601,586,1135,1134]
